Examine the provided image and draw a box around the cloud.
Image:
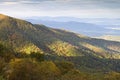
[1,2,18,5]
[1,0,120,9]
[0,0,120,18]
[107,27,120,30]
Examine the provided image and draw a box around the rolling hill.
[0,14,120,73]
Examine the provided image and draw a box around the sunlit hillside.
[0,14,120,80]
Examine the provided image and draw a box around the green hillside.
[0,42,120,80]
[0,14,120,80]
[0,14,120,70]
[0,14,120,58]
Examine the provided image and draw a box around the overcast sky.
[0,0,120,18]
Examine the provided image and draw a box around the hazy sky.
[0,0,120,18]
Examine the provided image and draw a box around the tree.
[6,59,41,80]
[30,52,44,62]
[0,44,15,62]
[61,69,90,80]
[0,58,6,74]
[104,72,120,80]
[55,61,74,74]
[5,59,61,80]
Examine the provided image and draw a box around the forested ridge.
[0,14,120,80]
[0,44,120,80]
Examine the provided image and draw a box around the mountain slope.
[0,14,120,59]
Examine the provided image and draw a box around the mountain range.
[0,14,120,72]
[26,18,120,37]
